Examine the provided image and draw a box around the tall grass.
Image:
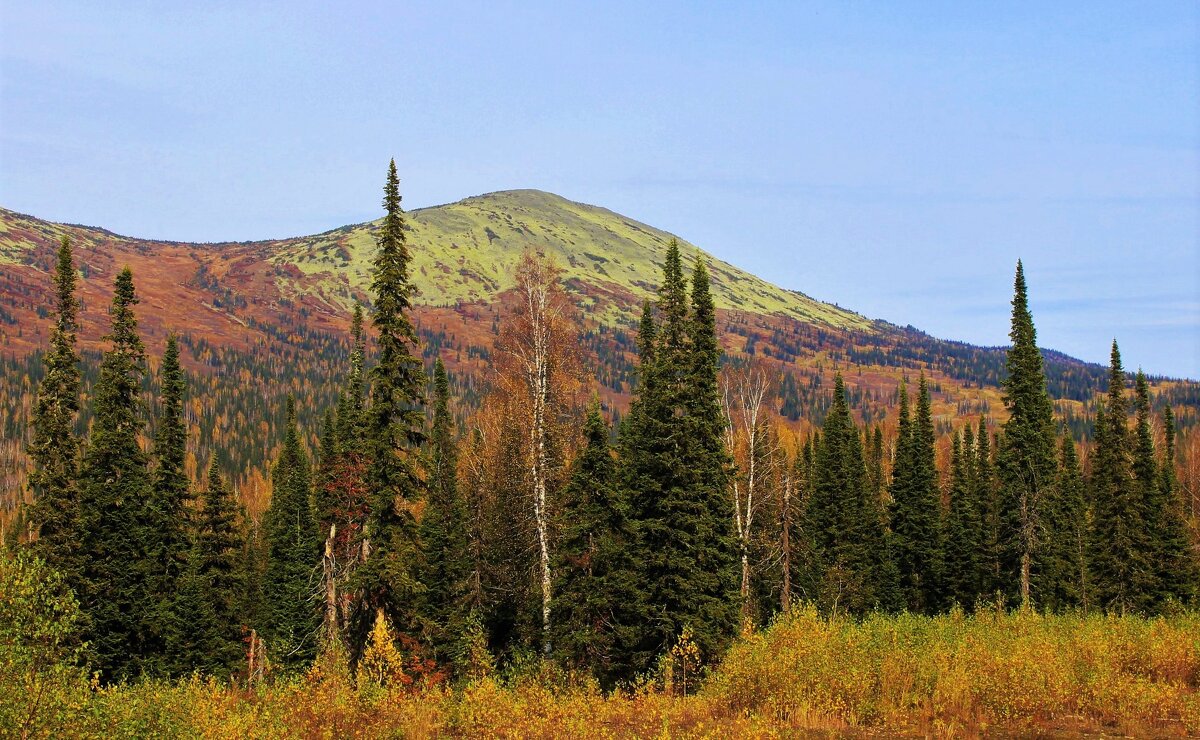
[7,608,1199,738]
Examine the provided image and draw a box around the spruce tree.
[263,396,320,666]
[945,427,983,607]
[1043,437,1089,610]
[152,334,193,670]
[336,303,367,448]
[683,256,739,654]
[975,418,1002,598]
[77,267,155,681]
[1137,393,1195,606]
[28,236,83,584]
[1089,341,1150,614]
[357,160,427,649]
[553,401,639,687]
[996,261,1058,608]
[420,358,471,667]
[807,375,894,614]
[888,374,944,613]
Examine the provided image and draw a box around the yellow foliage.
[358,609,406,688]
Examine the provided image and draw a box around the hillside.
[2,189,1198,513]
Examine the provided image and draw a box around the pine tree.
[171,458,245,676]
[152,334,193,670]
[975,418,1002,599]
[945,427,983,607]
[76,267,155,681]
[1043,437,1089,610]
[1089,341,1150,614]
[1143,392,1196,606]
[28,236,83,584]
[263,396,320,666]
[622,243,738,675]
[336,303,367,448]
[357,160,427,651]
[997,261,1058,608]
[888,374,944,613]
[553,401,639,687]
[807,375,894,614]
[420,357,471,668]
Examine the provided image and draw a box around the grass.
[8,607,1199,738]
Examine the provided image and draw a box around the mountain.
[2,189,1197,517]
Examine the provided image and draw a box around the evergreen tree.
[1144,395,1196,606]
[996,261,1058,608]
[76,267,155,681]
[1089,341,1151,614]
[28,236,83,584]
[170,458,245,676]
[888,374,944,613]
[945,427,983,607]
[974,418,1002,598]
[336,303,367,448]
[152,334,193,670]
[420,357,471,668]
[622,243,738,675]
[357,160,427,650]
[263,396,320,666]
[1042,437,1089,610]
[553,401,639,687]
[806,375,894,614]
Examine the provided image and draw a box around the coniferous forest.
[4,163,1200,737]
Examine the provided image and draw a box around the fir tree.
[152,334,193,670]
[553,401,639,687]
[28,236,83,584]
[76,267,155,681]
[888,374,944,613]
[975,418,1002,599]
[357,160,427,650]
[807,375,894,614]
[945,427,983,607]
[336,303,367,448]
[263,396,320,666]
[420,357,471,668]
[996,261,1058,608]
[1089,341,1150,614]
[1043,437,1089,610]
[1144,394,1196,606]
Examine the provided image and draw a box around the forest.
[3,161,1199,737]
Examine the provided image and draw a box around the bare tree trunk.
[780,472,792,614]
[323,523,338,636]
[722,365,773,623]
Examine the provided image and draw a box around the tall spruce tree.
[622,242,737,675]
[357,160,427,649]
[1089,341,1151,614]
[77,267,155,681]
[263,396,320,666]
[806,375,894,614]
[975,418,1002,598]
[28,236,83,583]
[1152,405,1197,605]
[1043,437,1089,610]
[945,427,983,607]
[888,374,944,613]
[553,401,639,687]
[420,357,471,667]
[152,334,193,670]
[996,261,1058,608]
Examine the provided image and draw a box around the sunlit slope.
[270,190,870,329]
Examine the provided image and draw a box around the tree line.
[20,162,1198,689]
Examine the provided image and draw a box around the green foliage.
[805,374,896,614]
[945,426,983,607]
[622,242,739,676]
[28,236,83,588]
[996,261,1058,608]
[1040,437,1089,610]
[1145,395,1197,607]
[357,160,427,653]
[421,357,471,668]
[1089,342,1152,615]
[552,401,639,688]
[263,396,320,667]
[888,374,944,613]
[77,267,157,681]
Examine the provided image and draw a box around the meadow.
[7,606,1199,738]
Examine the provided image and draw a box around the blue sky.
[2,1,1197,378]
